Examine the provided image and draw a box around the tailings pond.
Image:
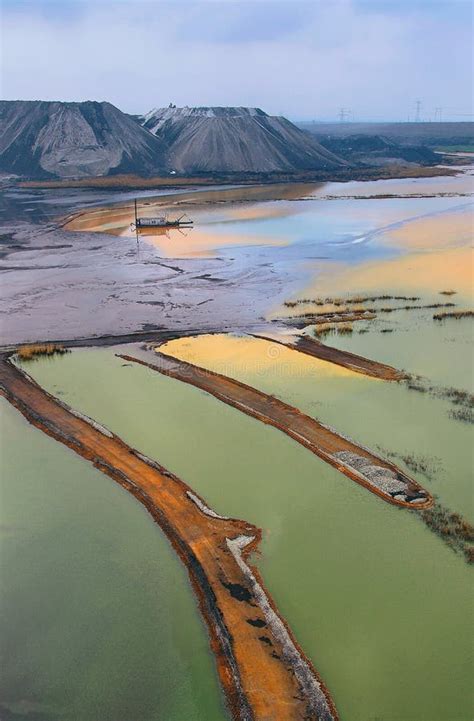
[19,348,473,721]
[0,397,227,721]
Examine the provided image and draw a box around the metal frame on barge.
[131,198,193,234]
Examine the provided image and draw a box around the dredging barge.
[131,198,193,231]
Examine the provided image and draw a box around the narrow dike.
[121,351,432,509]
[252,334,406,381]
[0,356,338,721]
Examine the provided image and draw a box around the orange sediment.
[0,356,338,721]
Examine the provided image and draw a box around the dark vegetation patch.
[439,289,457,296]
[284,294,420,308]
[280,294,456,333]
[379,302,455,312]
[405,377,474,423]
[440,387,474,408]
[377,446,441,482]
[379,442,474,563]
[433,310,474,320]
[276,312,376,330]
[285,303,454,318]
[286,308,375,320]
[449,407,474,424]
[420,501,474,563]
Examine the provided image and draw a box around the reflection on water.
[65,173,473,266]
[302,244,473,303]
[22,349,474,721]
[160,332,474,518]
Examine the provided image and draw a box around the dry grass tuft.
[313,323,335,338]
[337,323,353,335]
[17,344,68,361]
[313,322,353,338]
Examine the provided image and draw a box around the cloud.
[1,0,472,121]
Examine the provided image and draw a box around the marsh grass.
[377,446,441,482]
[449,408,474,424]
[405,377,474,426]
[336,323,353,335]
[313,323,336,337]
[377,445,473,563]
[433,310,474,321]
[284,294,420,308]
[421,502,474,563]
[17,344,68,361]
[313,322,353,338]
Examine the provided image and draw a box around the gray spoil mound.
[334,450,409,497]
[0,100,168,179]
[141,106,346,173]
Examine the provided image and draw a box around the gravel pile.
[335,450,408,496]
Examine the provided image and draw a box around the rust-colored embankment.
[0,357,338,721]
[253,334,406,381]
[121,351,432,509]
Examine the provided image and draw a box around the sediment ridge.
[254,334,406,381]
[120,350,431,508]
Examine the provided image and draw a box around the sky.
[0,0,472,122]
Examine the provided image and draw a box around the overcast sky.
[1,0,472,121]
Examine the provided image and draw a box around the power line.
[415,99,422,122]
[338,108,351,122]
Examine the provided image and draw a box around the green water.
[0,398,227,721]
[323,303,474,391]
[159,328,474,521]
[22,350,474,721]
